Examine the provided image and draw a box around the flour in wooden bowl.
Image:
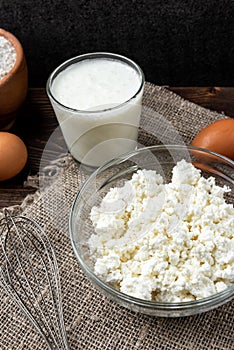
[0,35,16,80]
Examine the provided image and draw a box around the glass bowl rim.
[69,144,234,311]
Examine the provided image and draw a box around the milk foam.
[52,58,141,111]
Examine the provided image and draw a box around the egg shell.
[0,132,28,181]
[191,118,234,160]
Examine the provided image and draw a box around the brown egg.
[0,132,28,181]
[191,119,234,160]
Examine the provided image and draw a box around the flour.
[0,36,16,80]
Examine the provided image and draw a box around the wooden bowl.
[0,28,28,130]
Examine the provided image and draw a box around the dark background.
[1,0,234,87]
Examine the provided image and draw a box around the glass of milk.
[46,52,145,167]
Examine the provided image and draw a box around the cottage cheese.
[89,160,234,302]
[0,36,16,80]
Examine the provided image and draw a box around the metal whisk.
[0,210,70,350]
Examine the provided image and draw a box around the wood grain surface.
[0,87,233,209]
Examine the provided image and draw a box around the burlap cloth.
[0,83,233,350]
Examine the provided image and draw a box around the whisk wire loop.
[0,210,70,350]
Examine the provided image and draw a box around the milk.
[48,55,144,167]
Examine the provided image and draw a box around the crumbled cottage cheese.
[89,160,234,302]
[0,36,16,80]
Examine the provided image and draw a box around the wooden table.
[1,87,234,209]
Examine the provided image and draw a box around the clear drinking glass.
[46,53,145,167]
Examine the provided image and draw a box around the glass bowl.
[69,145,234,317]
